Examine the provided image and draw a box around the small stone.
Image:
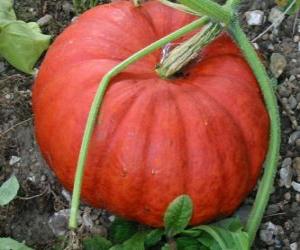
[282,158,292,168]
[292,181,300,192]
[48,209,82,236]
[270,53,287,78]
[9,156,21,166]
[284,220,293,230]
[268,7,285,27]
[71,16,79,23]
[278,85,291,97]
[5,94,11,100]
[90,225,107,237]
[82,207,93,229]
[62,1,74,14]
[288,96,298,110]
[108,215,116,222]
[245,10,265,26]
[259,222,278,245]
[290,242,298,250]
[294,35,300,43]
[289,131,300,145]
[279,166,293,188]
[37,14,53,26]
[61,188,71,202]
[284,192,291,201]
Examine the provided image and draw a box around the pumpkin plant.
[32,0,281,248]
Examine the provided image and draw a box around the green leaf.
[144,229,164,248]
[164,195,193,237]
[108,245,123,250]
[109,217,138,244]
[189,221,250,250]
[83,236,112,250]
[176,237,202,250]
[0,238,32,250]
[0,0,16,21]
[0,20,51,74]
[0,175,19,206]
[122,232,148,250]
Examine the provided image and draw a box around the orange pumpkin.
[33,0,269,227]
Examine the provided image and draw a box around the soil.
[0,0,299,249]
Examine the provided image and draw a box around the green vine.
[68,0,281,247]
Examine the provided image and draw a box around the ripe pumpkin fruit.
[33,0,269,227]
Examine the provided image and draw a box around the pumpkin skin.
[32,0,269,227]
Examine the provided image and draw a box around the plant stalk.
[229,21,281,244]
[156,22,222,78]
[68,16,210,229]
[179,0,232,24]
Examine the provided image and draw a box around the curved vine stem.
[229,21,281,244]
[68,16,210,229]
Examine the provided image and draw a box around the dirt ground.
[0,0,299,249]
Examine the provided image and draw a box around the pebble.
[288,95,298,110]
[48,209,82,236]
[270,53,287,78]
[279,166,293,188]
[259,222,281,245]
[268,7,285,27]
[245,10,265,26]
[9,156,21,166]
[295,139,300,150]
[82,207,93,229]
[62,1,74,14]
[282,158,292,168]
[284,192,291,201]
[37,14,53,26]
[289,131,300,145]
[291,181,300,192]
[294,36,300,43]
[278,85,291,97]
[290,242,298,250]
[90,225,107,237]
[61,188,71,202]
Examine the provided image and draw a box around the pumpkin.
[32,0,269,227]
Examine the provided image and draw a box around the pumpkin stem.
[132,0,142,7]
[229,20,281,245]
[156,22,221,79]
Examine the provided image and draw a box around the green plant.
[0,0,50,74]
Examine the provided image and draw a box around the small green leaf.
[164,195,193,237]
[83,236,112,250]
[189,222,250,250]
[0,175,19,206]
[0,0,16,21]
[176,237,202,250]
[0,238,32,250]
[144,229,164,248]
[109,217,138,244]
[0,20,51,74]
[122,232,148,250]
